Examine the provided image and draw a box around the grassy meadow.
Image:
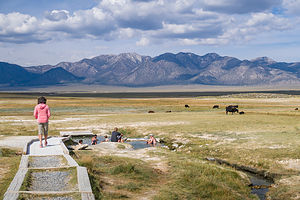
[1,92,300,199]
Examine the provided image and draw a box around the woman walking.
[34,96,51,148]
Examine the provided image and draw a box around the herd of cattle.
[149,104,245,114]
[149,104,299,114]
[186,104,244,115]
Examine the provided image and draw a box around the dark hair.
[37,96,46,104]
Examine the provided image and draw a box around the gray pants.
[38,122,48,136]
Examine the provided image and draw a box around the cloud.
[180,12,292,46]
[283,0,300,15]
[45,10,69,21]
[0,0,297,46]
[0,12,49,43]
[136,37,149,46]
[202,0,282,14]
[41,7,116,39]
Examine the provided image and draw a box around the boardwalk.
[4,137,95,200]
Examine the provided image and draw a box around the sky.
[1,0,300,66]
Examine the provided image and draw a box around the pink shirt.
[34,103,51,123]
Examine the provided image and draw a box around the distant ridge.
[2,52,300,87]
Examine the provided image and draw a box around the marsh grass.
[154,157,258,200]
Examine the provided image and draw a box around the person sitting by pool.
[103,135,109,142]
[147,134,156,146]
[111,127,121,142]
[91,135,98,145]
[117,133,124,143]
[76,139,88,150]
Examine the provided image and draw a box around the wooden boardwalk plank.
[3,192,19,200]
[19,155,29,169]
[77,167,92,192]
[82,192,96,200]
[63,154,79,167]
[5,168,28,193]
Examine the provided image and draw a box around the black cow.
[226,105,239,115]
[185,104,190,108]
[239,111,245,115]
[148,110,155,113]
[213,105,219,109]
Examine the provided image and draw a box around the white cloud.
[41,7,116,38]
[136,37,149,46]
[0,12,49,43]
[0,12,37,35]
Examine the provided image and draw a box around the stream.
[206,157,274,200]
[247,173,273,200]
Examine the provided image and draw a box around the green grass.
[153,152,258,200]
[0,148,21,199]
[75,152,160,200]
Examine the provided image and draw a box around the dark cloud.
[203,0,282,14]
[118,16,162,30]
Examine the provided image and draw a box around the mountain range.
[1,52,300,87]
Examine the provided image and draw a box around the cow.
[295,108,298,110]
[148,111,155,113]
[239,111,245,115]
[166,110,172,113]
[213,105,219,109]
[226,105,239,115]
[185,104,190,108]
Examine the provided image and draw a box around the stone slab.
[28,137,65,156]
[60,131,94,137]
